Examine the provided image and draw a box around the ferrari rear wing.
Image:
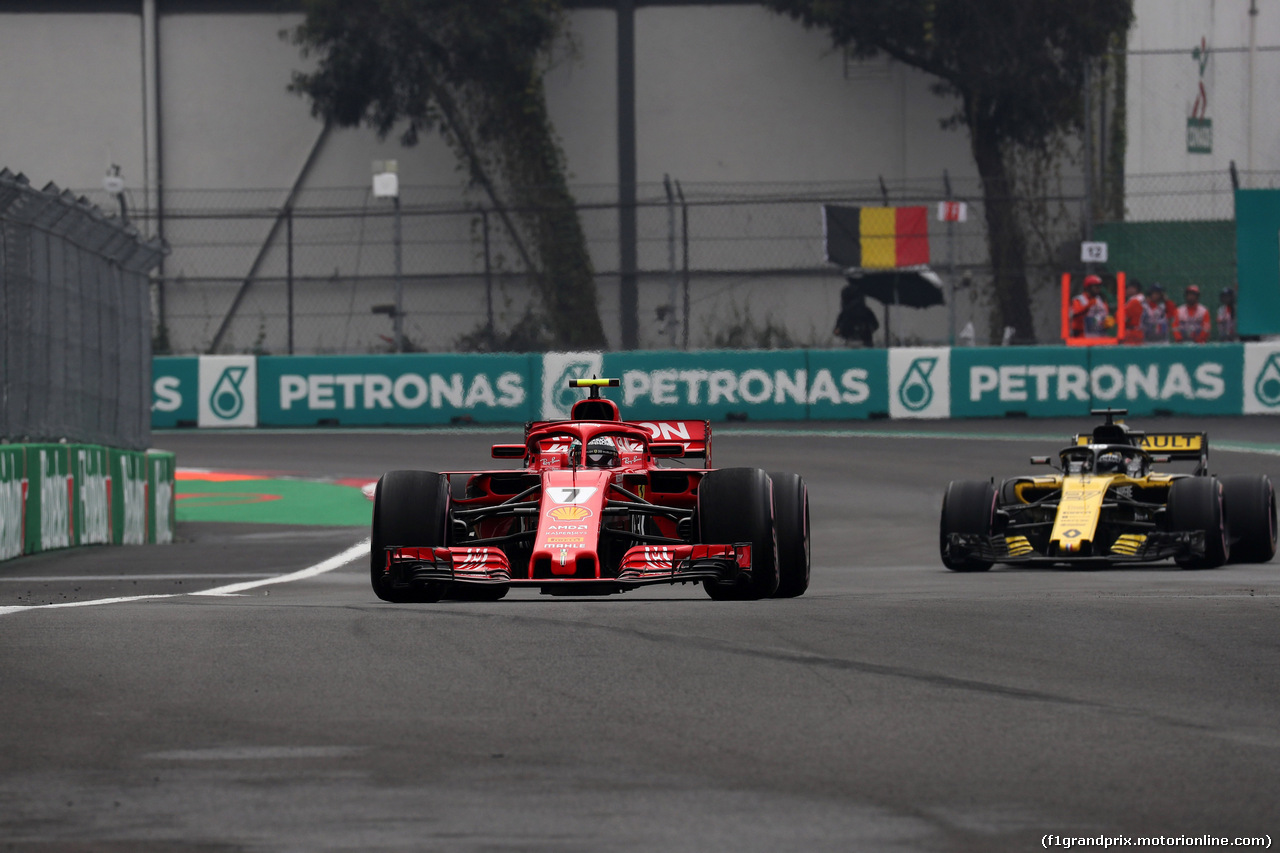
[627,420,712,465]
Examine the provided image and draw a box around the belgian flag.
[823,205,930,269]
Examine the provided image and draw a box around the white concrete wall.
[14,3,1266,351]
[1127,0,1280,219]
[0,13,146,192]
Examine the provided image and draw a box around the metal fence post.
[482,206,494,335]
[286,205,294,355]
[393,196,403,352]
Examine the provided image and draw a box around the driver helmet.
[584,436,619,468]
[1096,451,1126,474]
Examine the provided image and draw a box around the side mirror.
[1151,454,1171,464]
[650,442,684,458]
[1030,456,1052,465]
[491,444,525,459]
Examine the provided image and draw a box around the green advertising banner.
[110,449,149,545]
[24,444,71,554]
[536,350,888,421]
[147,451,176,544]
[0,446,28,561]
[952,346,1092,418]
[804,350,890,420]
[604,350,813,421]
[1234,189,1280,337]
[71,445,112,546]
[150,344,1269,432]
[257,354,537,426]
[1085,344,1240,416]
[1,443,176,563]
[151,356,199,428]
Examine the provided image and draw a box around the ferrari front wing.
[381,542,753,593]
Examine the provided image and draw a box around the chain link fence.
[70,168,1270,356]
[2,169,165,450]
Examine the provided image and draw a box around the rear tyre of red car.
[698,467,780,600]
[939,480,995,572]
[371,469,451,602]
[1222,474,1277,564]
[1167,476,1229,569]
[769,471,810,598]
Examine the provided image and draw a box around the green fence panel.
[151,356,199,428]
[110,449,149,545]
[23,444,71,554]
[1234,190,1280,337]
[951,346,1092,418]
[1085,344,1241,416]
[0,445,29,561]
[71,445,112,546]
[147,451,176,544]
[256,354,537,426]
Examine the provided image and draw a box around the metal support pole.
[617,0,638,349]
[393,196,403,352]
[677,180,690,351]
[944,170,956,347]
[482,207,494,335]
[663,174,678,346]
[1083,59,1094,242]
[286,206,294,355]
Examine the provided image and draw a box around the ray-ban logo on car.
[547,487,597,505]
[549,505,592,521]
[898,357,937,412]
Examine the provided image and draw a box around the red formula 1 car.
[371,378,810,601]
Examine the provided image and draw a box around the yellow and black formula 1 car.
[940,410,1277,571]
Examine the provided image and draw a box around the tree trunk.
[968,110,1037,344]
[497,89,608,350]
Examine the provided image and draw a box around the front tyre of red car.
[1167,476,1229,569]
[698,467,780,600]
[371,469,451,602]
[768,471,810,598]
[939,480,996,572]
[1221,474,1277,564]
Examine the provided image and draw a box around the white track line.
[0,538,369,617]
[194,538,369,597]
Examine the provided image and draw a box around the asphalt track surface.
[2,417,1279,852]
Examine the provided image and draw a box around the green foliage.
[709,304,796,350]
[764,0,1133,341]
[288,0,606,349]
[455,309,553,353]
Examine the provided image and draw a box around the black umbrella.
[846,268,946,309]
[843,268,946,347]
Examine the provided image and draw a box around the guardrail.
[153,343,1280,428]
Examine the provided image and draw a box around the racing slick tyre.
[768,471,810,598]
[939,480,996,572]
[371,470,451,602]
[1167,476,1229,569]
[698,467,780,600]
[1222,474,1277,564]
